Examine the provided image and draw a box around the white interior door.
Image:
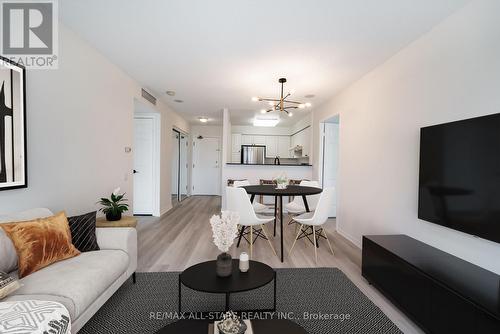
[323,122,339,217]
[193,137,221,195]
[133,118,154,214]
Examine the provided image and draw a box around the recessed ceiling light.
[174,99,184,103]
[288,112,293,117]
[253,117,280,127]
[166,90,176,96]
[304,94,315,99]
[298,104,306,109]
[251,97,259,102]
[305,102,312,107]
[260,109,267,114]
[199,117,208,123]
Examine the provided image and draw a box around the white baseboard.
[337,227,362,249]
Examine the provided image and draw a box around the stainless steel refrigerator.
[241,145,266,164]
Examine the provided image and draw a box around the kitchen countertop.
[226,163,312,167]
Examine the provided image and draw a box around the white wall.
[0,24,189,217]
[231,125,291,136]
[191,125,222,138]
[311,0,500,273]
[290,114,312,134]
[231,113,312,136]
[0,25,137,215]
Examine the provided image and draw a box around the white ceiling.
[60,0,467,126]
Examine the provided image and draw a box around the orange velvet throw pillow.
[0,212,80,278]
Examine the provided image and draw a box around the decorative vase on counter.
[216,252,233,277]
[106,211,122,221]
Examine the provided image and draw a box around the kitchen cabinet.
[291,127,310,157]
[231,134,242,163]
[265,136,277,157]
[241,135,253,145]
[253,135,266,145]
[231,153,240,163]
[241,135,266,146]
[302,127,310,157]
[231,134,242,152]
[277,136,290,158]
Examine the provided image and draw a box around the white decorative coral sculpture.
[210,211,239,253]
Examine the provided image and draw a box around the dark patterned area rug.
[80,268,402,334]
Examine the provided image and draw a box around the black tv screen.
[418,113,500,244]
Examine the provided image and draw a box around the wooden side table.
[95,215,138,283]
[96,215,138,228]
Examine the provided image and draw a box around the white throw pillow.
[0,208,54,273]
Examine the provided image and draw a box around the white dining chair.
[226,187,277,259]
[232,180,269,214]
[289,187,335,263]
[285,180,321,225]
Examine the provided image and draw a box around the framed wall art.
[0,56,26,191]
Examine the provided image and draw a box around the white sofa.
[0,208,137,333]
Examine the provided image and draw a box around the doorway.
[192,136,221,195]
[320,115,339,217]
[171,129,189,207]
[133,112,160,216]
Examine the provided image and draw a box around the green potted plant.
[98,188,129,221]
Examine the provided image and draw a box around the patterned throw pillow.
[67,211,100,252]
[0,271,21,300]
[0,212,81,278]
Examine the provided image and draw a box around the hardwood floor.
[136,195,423,334]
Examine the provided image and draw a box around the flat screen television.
[418,113,500,244]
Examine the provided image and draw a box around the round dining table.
[241,184,323,262]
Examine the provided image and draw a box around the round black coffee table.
[241,185,323,262]
[179,260,276,312]
[156,319,307,334]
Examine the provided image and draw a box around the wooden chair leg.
[303,225,309,246]
[250,226,253,259]
[313,226,318,264]
[261,224,277,258]
[322,229,334,255]
[289,224,304,256]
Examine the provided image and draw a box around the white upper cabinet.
[241,135,253,145]
[231,133,242,153]
[265,136,278,157]
[301,127,311,157]
[291,127,311,157]
[231,153,241,163]
[277,136,290,158]
[253,135,266,145]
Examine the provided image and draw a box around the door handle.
[133,170,139,174]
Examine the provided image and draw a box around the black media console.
[362,235,500,333]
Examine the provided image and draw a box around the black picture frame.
[0,55,27,191]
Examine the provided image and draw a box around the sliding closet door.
[171,130,180,206]
[171,129,189,206]
[179,134,188,201]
